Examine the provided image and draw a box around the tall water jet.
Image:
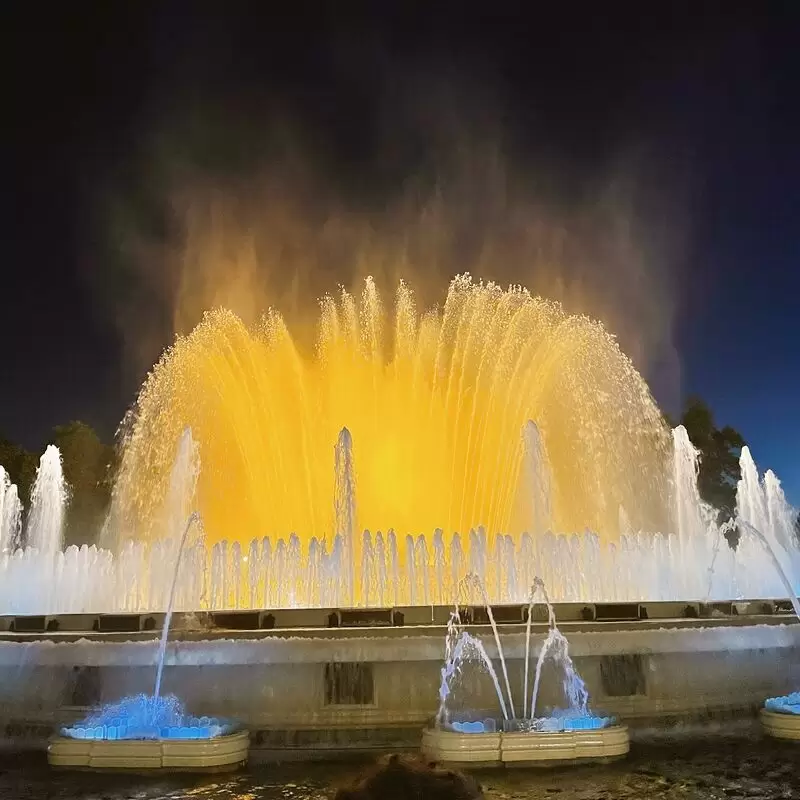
[335,427,357,606]
[521,421,551,536]
[671,425,717,596]
[672,426,709,544]
[163,428,201,541]
[25,445,67,554]
[0,467,22,553]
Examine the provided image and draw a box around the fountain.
[25,445,67,554]
[733,455,800,742]
[1,278,798,612]
[0,421,796,613]
[423,575,629,766]
[48,432,249,772]
[0,466,23,553]
[0,275,798,761]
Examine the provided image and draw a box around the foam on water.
[764,692,800,715]
[61,693,236,741]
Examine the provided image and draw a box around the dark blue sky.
[4,2,799,504]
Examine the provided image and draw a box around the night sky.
[5,2,799,503]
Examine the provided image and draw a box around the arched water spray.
[524,576,556,718]
[113,276,671,548]
[153,511,202,704]
[736,519,800,620]
[25,445,67,554]
[527,584,589,720]
[462,572,516,719]
[437,574,606,731]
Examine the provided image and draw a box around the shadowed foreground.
[0,734,797,800]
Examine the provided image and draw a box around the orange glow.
[112,275,670,546]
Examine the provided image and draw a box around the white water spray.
[25,445,67,553]
[0,467,22,553]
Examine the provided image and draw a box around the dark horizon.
[5,2,799,503]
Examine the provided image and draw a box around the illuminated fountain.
[0,276,797,612]
[0,466,23,553]
[0,275,798,763]
[422,575,629,767]
[47,432,249,772]
[733,454,800,742]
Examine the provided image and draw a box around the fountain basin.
[760,693,800,741]
[47,729,250,771]
[422,722,629,767]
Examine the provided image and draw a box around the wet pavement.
[0,734,797,799]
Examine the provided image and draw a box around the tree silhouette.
[0,436,37,504]
[675,396,746,524]
[51,421,115,547]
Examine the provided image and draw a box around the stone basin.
[421,722,629,768]
[47,729,250,771]
[760,693,800,742]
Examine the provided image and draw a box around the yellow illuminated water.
[113,275,670,546]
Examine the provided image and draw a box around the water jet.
[423,575,629,767]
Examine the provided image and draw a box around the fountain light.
[423,575,630,767]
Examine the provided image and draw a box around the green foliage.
[50,421,116,547]
[678,396,745,523]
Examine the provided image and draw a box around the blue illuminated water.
[60,693,237,741]
[765,692,800,715]
[449,712,614,735]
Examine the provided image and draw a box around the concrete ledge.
[1,598,796,635]
[421,728,501,767]
[760,709,800,741]
[421,724,629,768]
[47,730,249,771]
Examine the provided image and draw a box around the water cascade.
[0,423,797,614]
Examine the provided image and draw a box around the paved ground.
[0,734,797,799]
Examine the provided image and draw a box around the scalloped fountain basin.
[423,714,629,767]
[48,694,248,771]
[761,692,800,742]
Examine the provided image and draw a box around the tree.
[0,435,38,504]
[51,421,115,547]
[678,396,745,524]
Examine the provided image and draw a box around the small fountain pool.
[422,574,629,767]
[59,694,238,741]
[49,441,250,771]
